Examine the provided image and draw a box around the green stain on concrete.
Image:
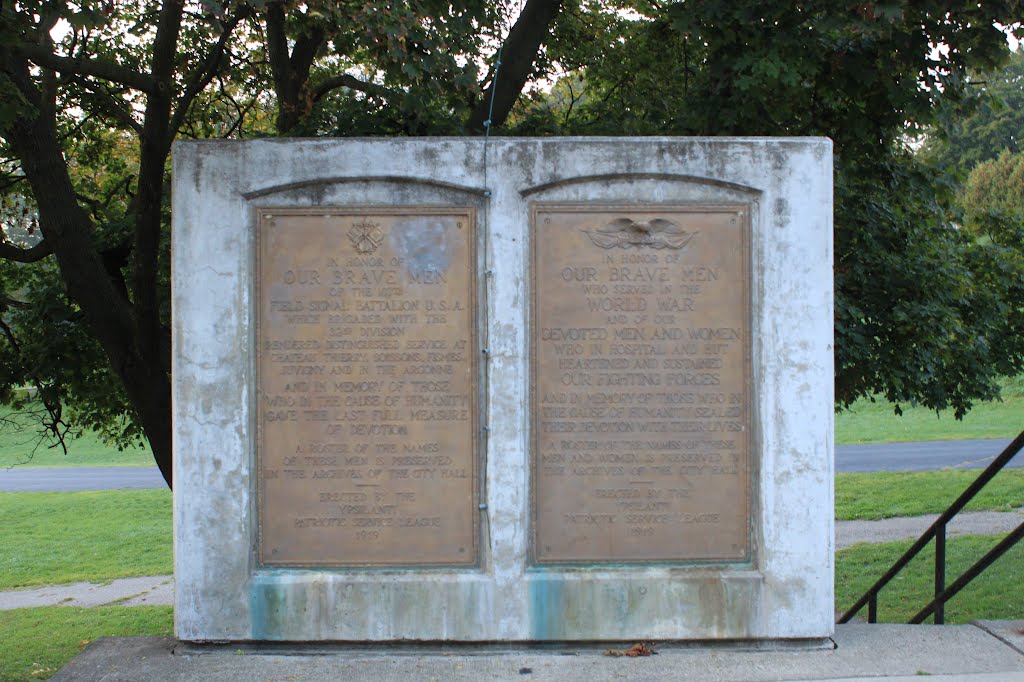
[529,576,567,639]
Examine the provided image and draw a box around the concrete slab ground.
[975,620,1024,655]
[51,623,1024,681]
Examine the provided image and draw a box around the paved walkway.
[836,508,1024,549]
[0,575,173,610]
[836,438,1018,473]
[0,465,166,492]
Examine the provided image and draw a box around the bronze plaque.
[257,207,478,567]
[531,204,751,564]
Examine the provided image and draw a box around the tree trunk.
[265,3,325,135]
[4,55,174,488]
[135,372,173,488]
[468,0,564,132]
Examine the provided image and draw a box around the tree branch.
[169,6,251,142]
[134,0,184,310]
[0,293,30,311]
[468,0,564,132]
[264,1,327,133]
[129,0,184,489]
[0,240,52,263]
[101,241,132,303]
[13,43,157,94]
[101,174,135,209]
[70,77,144,135]
[214,82,258,138]
[313,73,393,102]
[0,314,74,457]
[264,2,291,99]
[0,173,28,193]
[290,25,325,79]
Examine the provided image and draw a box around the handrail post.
[911,521,1024,624]
[868,593,877,624]
[934,522,946,625]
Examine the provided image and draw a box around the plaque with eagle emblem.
[531,203,753,564]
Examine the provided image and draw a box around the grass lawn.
[835,376,1024,445]
[836,533,1024,624]
[0,490,172,591]
[835,467,1024,624]
[0,378,1019,679]
[0,606,173,681]
[836,468,1024,520]
[0,407,152,469]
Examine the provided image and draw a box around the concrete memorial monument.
[173,137,833,642]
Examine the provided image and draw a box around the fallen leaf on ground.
[604,642,654,657]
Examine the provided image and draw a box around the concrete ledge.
[52,623,1024,681]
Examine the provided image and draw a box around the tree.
[0,0,563,487]
[512,0,1024,416]
[962,150,1024,216]
[2,0,1022,488]
[922,49,1024,175]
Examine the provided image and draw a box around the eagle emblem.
[582,218,696,250]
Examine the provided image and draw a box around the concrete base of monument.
[51,624,1024,682]
[171,637,837,652]
[228,567,827,642]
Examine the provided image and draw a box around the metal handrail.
[909,520,1024,623]
[837,429,1024,625]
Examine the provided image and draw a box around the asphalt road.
[835,438,1019,473]
[1,438,1020,492]
[0,465,167,492]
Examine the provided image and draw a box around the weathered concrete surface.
[52,624,1024,681]
[172,138,834,641]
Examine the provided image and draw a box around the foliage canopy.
[922,49,1024,174]
[1,1,1023,482]
[520,0,1024,416]
[963,150,1024,216]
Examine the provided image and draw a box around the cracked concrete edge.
[974,620,1024,657]
[819,671,1024,675]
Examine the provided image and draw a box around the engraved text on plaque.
[532,204,751,563]
[257,208,477,566]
